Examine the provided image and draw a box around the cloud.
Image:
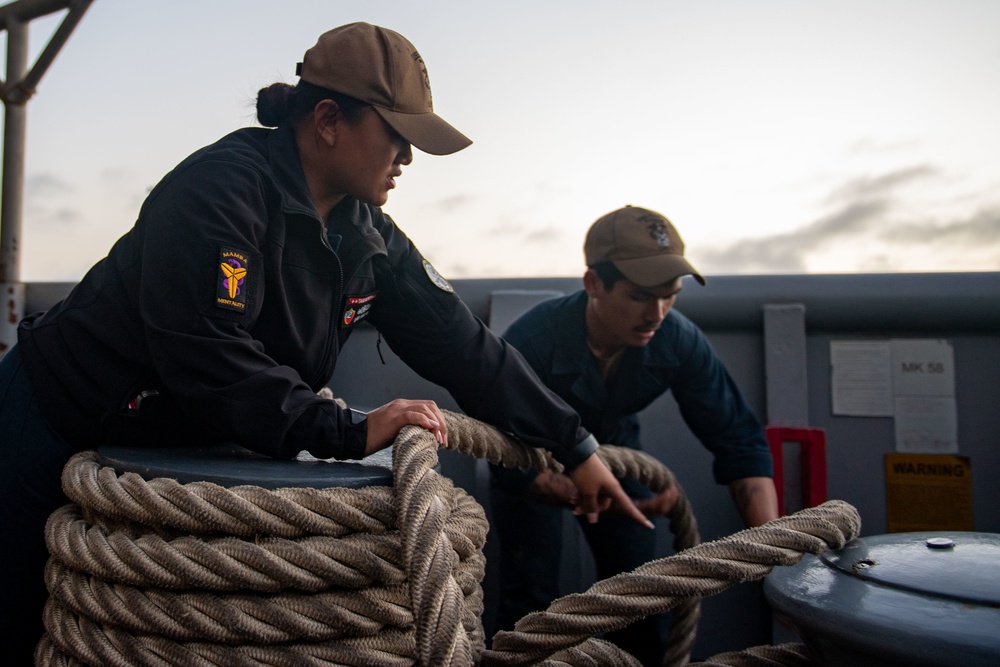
[26,174,83,227]
[488,222,524,237]
[857,254,898,273]
[27,173,73,197]
[697,198,889,272]
[445,261,472,277]
[524,226,562,243]
[697,165,1000,273]
[529,180,571,196]
[823,165,937,207]
[882,206,1000,245]
[424,193,477,215]
[26,204,84,228]
[485,221,564,247]
[99,168,131,182]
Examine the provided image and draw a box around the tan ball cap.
[297,22,472,155]
[584,205,705,287]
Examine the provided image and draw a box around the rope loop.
[482,501,859,666]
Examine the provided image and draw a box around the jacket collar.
[329,197,388,259]
[266,124,322,220]
[548,292,609,406]
[548,291,684,406]
[550,292,595,376]
[265,124,387,258]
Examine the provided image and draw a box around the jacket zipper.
[311,226,344,388]
[313,219,385,388]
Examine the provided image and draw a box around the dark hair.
[589,261,625,290]
[256,81,369,128]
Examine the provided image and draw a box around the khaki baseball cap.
[297,22,472,156]
[584,205,705,287]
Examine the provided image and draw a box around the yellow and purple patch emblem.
[216,247,249,312]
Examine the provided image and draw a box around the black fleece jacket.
[18,125,598,468]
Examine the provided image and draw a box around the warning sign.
[885,453,973,532]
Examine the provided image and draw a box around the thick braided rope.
[39,408,846,667]
[46,487,486,596]
[44,559,414,643]
[392,424,486,666]
[690,642,818,666]
[483,500,861,666]
[594,445,702,667]
[60,450,397,538]
[436,411,704,667]
[45,503,408,592]
[434,410,704,666]
[40,425,489,666]
[536,639,643,667]
[37,609,419,667]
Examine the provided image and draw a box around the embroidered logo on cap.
[412,51,432,107]
[216,248,249,312]
[642,215,671,248]
[342,293,377,326]
[422,259,454,293]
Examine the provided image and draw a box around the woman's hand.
[363,398,448,455]
[569,453,654,528]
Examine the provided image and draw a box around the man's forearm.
[728,476,779,527]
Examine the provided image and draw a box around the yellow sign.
[885,453,973,532]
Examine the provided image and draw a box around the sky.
[7,0,1000,282]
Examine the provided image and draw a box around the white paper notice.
[890,339,955,397]
[893,396,959,453]
[830,341,893,416]
[890,339,957,453]
[829,338,959,453]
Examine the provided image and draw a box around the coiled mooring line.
[36,410,859,666]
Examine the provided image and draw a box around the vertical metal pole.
[764,303,809,426]
[763,302,808,513]
[0,16,29,357]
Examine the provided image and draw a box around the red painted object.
[766,426,828,516]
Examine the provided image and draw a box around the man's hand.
[526,470,578,507]
[634,486,680,518]
[364,398,448,455]
[568,453,654,528]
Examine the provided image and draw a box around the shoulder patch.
[422,259,454,293]
[216,247,250,312]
